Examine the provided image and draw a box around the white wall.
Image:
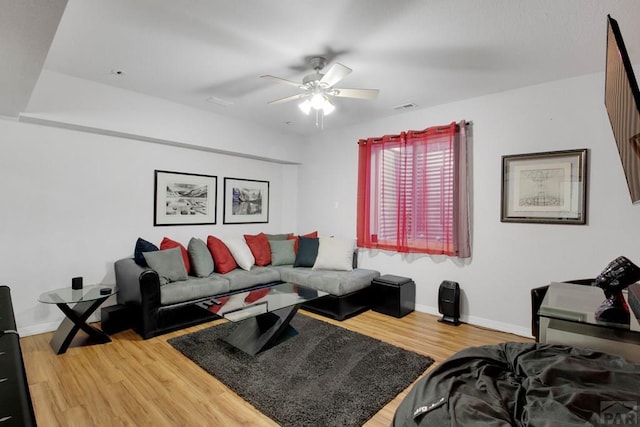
[0,118,298,335]
[298,72,640,336]
[22,70,303,164]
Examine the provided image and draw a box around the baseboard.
[18,321,59,337]
[20,304,532,339]
[414,303,532,339]
[17,312,102,337]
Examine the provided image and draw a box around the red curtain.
[356,121,470,257]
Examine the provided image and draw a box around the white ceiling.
[4,0,640,135]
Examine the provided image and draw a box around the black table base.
[50,296,111,355]
[223,305,300,356]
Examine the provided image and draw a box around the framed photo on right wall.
[501,149,588,224]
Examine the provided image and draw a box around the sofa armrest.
[530,285,549,341]
[114,258,164,339]
[115,258,152,305]
[139,269,161,310]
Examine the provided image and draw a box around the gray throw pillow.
[265,233,292,241]
[143,247,188,285]
[269,239,296,266]
[188,237,215,277]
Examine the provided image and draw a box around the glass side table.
[538,282,640,362]
[38,285,117,355]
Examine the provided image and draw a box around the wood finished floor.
[20,310,532,426]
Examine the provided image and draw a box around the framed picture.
[501,149,588,224]
[223,177,269,224]
[154,170,217,226]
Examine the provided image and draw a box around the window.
[356,121,470,257]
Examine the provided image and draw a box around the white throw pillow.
[312,237,355,271]
[224,238,255,271]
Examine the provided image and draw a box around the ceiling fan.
[261,56,379,125]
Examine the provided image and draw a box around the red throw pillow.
[160,237,191,274]
[244,233,271,266]
[207,236,237,274]
[287,231,318,253]
[244,288,270,304]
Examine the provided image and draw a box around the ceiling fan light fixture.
[298,99,312,115]
[298,94,334,116]
[307,93,334,115]
[310,93,326,109]
[321,99,335,115]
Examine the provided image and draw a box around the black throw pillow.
[294,237,319,268]
[134,238,159,267]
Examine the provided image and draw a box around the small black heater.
[438,280,460,326]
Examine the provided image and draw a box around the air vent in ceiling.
[392,102,417,111]
[205,96,234,107]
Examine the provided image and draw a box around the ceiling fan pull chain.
[314,109,325,130]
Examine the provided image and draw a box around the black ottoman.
[371,274,415,318]
[101,304,134,334]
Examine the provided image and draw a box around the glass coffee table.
[196,282,327,355]
[538,282,640,362]
[38,285,117,355]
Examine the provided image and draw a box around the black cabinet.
[371,275,415,318]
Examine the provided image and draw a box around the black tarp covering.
[393,342,640,426]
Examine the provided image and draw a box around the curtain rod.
[357,120,472,144]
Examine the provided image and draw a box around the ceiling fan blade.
[260,75,305,89]
[268,93,306,105]
[320,63,352,87]
[332,88,379,100]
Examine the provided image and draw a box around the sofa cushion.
[207,236,238,274]
[276,266,380,296]
[160,237,191,274]
[213,266,281,291]
[143,247,188,285]
[225,238,255,271]
[269,239,296,266]
[160,276,230,306]
[188,237,215,277]
[294,237,319,267]
[134,238,159,267]
[313,237,355,271]
[244,233,271,266]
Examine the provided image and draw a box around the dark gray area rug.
[168,314,433,427]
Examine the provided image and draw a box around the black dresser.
[0,286,37,426]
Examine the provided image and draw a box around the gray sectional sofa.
[115,253,380,339]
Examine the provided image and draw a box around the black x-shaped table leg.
[50,296,111,355]
[223,304,301,356]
